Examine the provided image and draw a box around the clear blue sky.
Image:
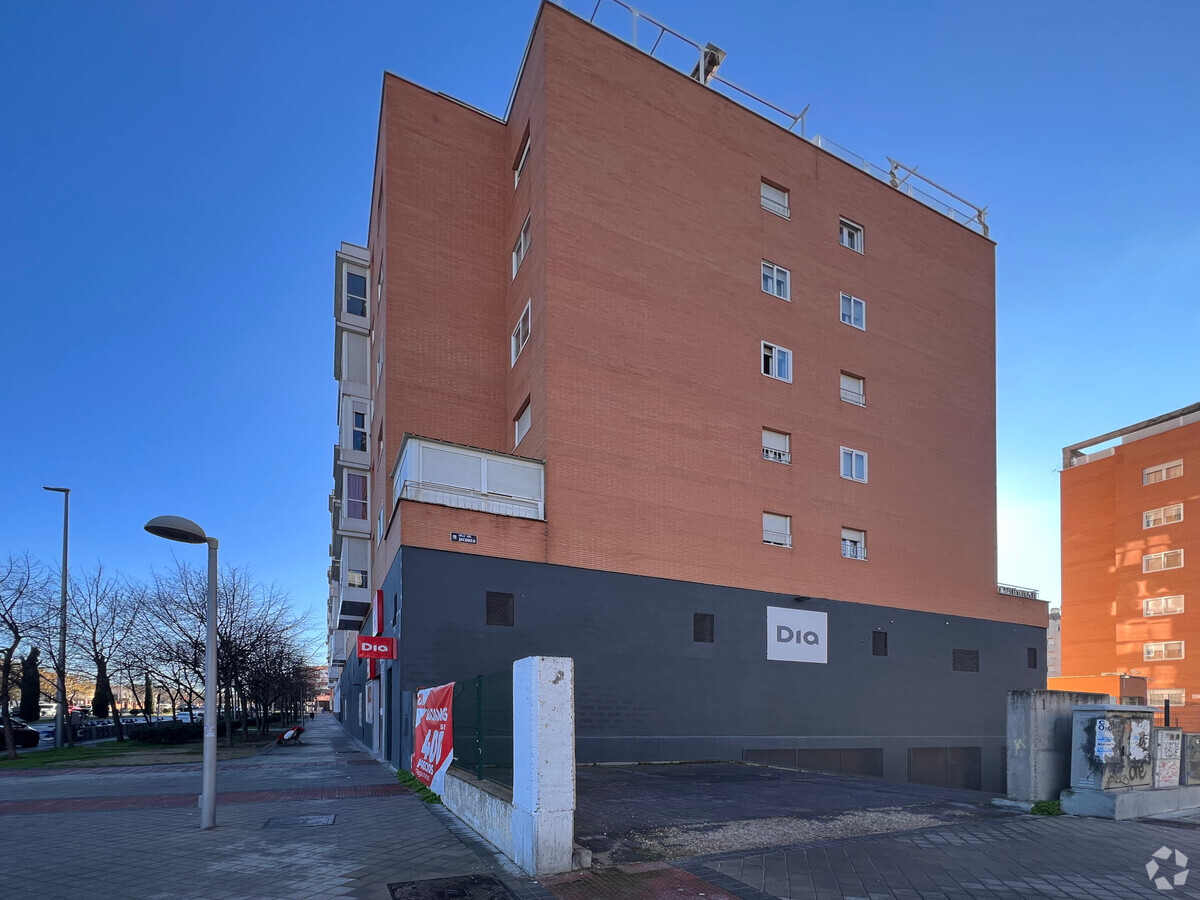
[3,1,1198,632]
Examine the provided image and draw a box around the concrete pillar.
[511,656,575,876]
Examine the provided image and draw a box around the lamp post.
[144,515,218,830]
[42,487,70,749]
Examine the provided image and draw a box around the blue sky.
[2,1,1198,638]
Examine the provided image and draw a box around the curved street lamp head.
[43,486,70,494]
[144,515,208,544]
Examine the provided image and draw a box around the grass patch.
[0,735,278,769]
[1030,799,1063,816]
[397,769,443,804]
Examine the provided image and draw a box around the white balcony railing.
[763,530,792,548]
[762,447,791,464]
[760,196,790,219]
[841,541,867,560]
[398,480,542,520]
[840,388,865,406]
[393,437,545,521]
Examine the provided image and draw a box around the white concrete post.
[511,656,575,876]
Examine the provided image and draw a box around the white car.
[176,708,203,722]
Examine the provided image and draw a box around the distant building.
[1060,402,1200,713]
[326,0,1046,791]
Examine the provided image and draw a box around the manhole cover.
[388,874,515,900]
[263,815,336,828]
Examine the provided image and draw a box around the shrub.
[125,721,207,744]
[1030,799,1063,816]
[397,769,443,804]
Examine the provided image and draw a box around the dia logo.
[767,607,828,664]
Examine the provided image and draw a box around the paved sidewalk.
[0,713,535,900]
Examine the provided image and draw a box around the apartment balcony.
[762,446,790,464]
[329,629,355,664]
[998,583,1040,600]
[763,530,792,548]
[841,541,867,560]
[840,387,865,406]
[335,584,371,631]
[393,436,545,521]
[334,442,369,473]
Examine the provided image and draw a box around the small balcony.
[762,447,791,464]
[763,530,792,548]
[840,388,865,406]
[393,436,544,521]
[761,196,790,219]
[841,540,867,561]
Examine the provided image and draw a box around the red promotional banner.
[412,682,455,793]
[357,636,397,659]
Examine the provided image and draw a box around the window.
[761,261,790,300]
[514,400,531,445]
[1144,460,1183,485]
[1145,641,1185,661]
[841,447,868,483]
[512,215,531,278]
[352,411,368,452]
[1027,647,1038,669]
[840,293,866,330]
[761,342,792,382]
[1144,550,1184,573]
[872,631,888,657]
[486,592,515,627]
[377,260,384,306]
[693,613,715,643]
[762,428,790,464]
[839,218,864,253]
[952,649,980,672]
[511,301,531,365]
[347,569,368,589]
[840,372,865,406]
[345,473,367,520]
[1144,504,1184,528]
[760,181,790,218]
[1149,688,1185,708]
[375,350,382,386]
[345,272,367,317]
[513,131,531,188]
[763,512,792,547]
[376,506,384,545]
[841,527,867,560]
[1145,595,1185,617]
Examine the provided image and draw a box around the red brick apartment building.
[1059,403,1200,723]
[327,0,1047,792]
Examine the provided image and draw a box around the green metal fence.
[451,670,514,787]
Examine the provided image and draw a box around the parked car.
[176,708,203,722]
[0,719,42,749]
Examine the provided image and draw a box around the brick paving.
[0,782,410,814]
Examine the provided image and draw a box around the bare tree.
[0,554,54,759]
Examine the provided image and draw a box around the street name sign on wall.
[412,682,455,793]
[451,533,478,544]
[766,606,828,664]
[357,636,397,659]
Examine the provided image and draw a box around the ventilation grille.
[872,630,888,657]
[486,592,514,627]
[1027,647,1038,669]
[952,649,979,672]
[693,613,715,643]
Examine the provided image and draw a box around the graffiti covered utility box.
[1183,734,1200,786]
[1155,728,1183,787]
[1069,704,1156,792]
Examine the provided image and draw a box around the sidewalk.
[0,713,537,900]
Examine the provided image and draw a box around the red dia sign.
[412,682,455,793]
[357,636,397,659]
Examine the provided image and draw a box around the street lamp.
[42,487,70,750]
[145,515,218,830]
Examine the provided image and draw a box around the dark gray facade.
[338,546,1045,792]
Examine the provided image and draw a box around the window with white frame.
[763,512,792,547]
[1145,595,1185,617]
[761,261,790,300]
[841,447,868,483]
[841,527,867,560]
[347,569,368,589]
[762,428,790,464]
[511,301,531,365]
[1144,549,1184,573]
[376,505,385,545]
[345,272,367,317]
[840,293,866,330]
[513,132,531,188]
[512,214,531,278]
[346,473,368,520]
[838,218,864,253]
[1149,688,1185,707]
[760,181,790,218]
[1144,504,1184,528]
[761,342,792,382]
[1144,460,1183,485]
[514,400,531,445]
[352,410,368,452]
[1145,641,1185,661]
[840,372,865,406]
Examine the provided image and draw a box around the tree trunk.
[2,644,19,760]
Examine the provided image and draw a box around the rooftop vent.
[689,42,725,84]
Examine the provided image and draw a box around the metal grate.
[872,630,888,657]
[952,648,980,672]
[693,613,715,643]
[485,591,514,627]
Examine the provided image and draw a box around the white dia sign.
[767,606,828,664]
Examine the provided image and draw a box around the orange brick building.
[328,1,1046,791]
[1060,403,1200,718]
